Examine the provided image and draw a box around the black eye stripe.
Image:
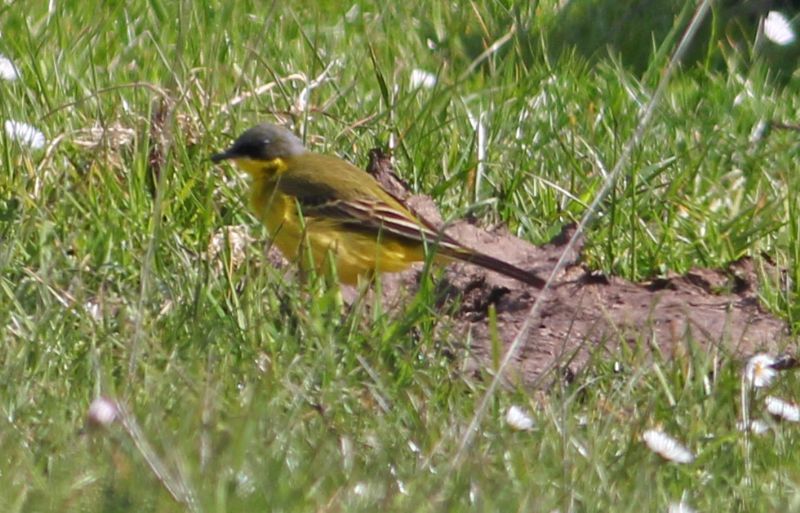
[231,140,268,159]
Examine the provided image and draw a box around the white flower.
[766,396,800,422]
[410,69,437,89]
[668,501,696,513]
[4,120,45,150]
[84,300,102,322]
[642,429,694,464]
[0,54,19,81]
[745,353,778,388]
[736,419,770,435]
[764,11,796,46]
[749,119,769,145]
[86,396,119,428]
[505,405,535,431]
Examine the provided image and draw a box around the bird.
[211,123,545,288]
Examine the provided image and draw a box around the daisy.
[764,11,796,46]
[744,353,778,388]
[410,69,437,89]
[765,396,800,422]
[736,419,770,435]
[86,396,119,429]
[4,120,45,150]
[505,405,535,431]
[0,54,19,81]
[642,429,694,464]
[668,500,695,513]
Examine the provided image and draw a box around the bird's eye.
[263,138,271,146]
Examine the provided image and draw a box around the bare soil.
[364,149,791,387]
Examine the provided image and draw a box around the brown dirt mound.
[364,149,791,387]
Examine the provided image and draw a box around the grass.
[2,0,800,511]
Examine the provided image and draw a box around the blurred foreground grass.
[2,0,800,511]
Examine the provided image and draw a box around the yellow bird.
[212,123,544,287]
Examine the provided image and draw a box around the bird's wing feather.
[272,171,339,208]
[268,157,545,287]
[273,170,464,252]
[308,198,464,251]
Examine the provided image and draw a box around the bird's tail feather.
[440,247,545,288]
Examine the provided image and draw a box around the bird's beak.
[211,148,236,163]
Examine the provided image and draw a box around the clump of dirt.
[365,149,791,387]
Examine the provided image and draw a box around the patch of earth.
[364,149,791,387]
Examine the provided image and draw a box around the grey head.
[211,124,306,163]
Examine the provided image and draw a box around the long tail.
[320,196,546,287]
[440,247,546,288]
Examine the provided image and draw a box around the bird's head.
[211,123,306,177]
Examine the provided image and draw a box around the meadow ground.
[2,1,800,511]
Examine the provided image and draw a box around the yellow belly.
[252,187,424,284]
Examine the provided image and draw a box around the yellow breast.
[248,176,423,284]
